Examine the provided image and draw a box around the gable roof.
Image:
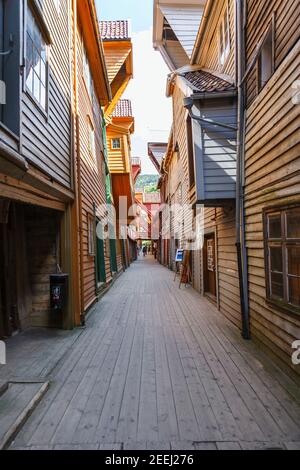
[99,20,131,41]
[159,5,204,58]
[148,143,167,172]
[182,69,236,93]
[112,99,133,118]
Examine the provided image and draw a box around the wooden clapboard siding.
[246,0,300,107]
[102,43,131,83]
[76,24,109,312]
[196,0,236,78]
[171,84,240,330]
[21,0,72,189]
[159,5,204,58]
[245,5,300,381]
[107,130,126,173]
[172,86,193,237]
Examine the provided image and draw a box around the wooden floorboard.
[7,257,300,449]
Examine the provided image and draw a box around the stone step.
[0,381,49,449]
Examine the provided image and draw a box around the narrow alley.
[3,257,300,451]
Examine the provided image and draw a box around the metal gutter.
[236,0,250,339]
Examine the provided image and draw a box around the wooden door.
[204,234,217,298]
[95,221,106,285]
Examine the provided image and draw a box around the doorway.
[0,200,19,337]
[203,233,217,299]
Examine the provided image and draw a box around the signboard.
[175,249,184,262]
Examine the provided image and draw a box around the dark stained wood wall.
[245,0,300,380]
[76,23,111,312]
[21,0,72,189]
[246,0,300,106]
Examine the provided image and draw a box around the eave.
[77,0,111,105]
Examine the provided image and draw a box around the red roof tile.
[183,70,235,93]
[112,99,133,118]
[99,20,131,41]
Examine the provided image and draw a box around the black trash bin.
[50,274,69,325]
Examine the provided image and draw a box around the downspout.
[72,0,85,323]
[236,0,250,339]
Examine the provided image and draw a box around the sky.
[96,0,172,174]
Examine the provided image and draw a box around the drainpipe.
[236,0,250,339]
[72,0,85,324]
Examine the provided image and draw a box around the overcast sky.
[96,0,172,174]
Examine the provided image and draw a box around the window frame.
[87,118,96,159]
[88,214,96,257]
[256,20,275,93]
[82,41,94,103]
[24,2,50,116]
[111,137,121,150]
[264,205,300,316]
[219,4,231,67]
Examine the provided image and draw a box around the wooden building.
[106,99,136,269]
[99,21,137,269]
[0,0,76,336]
[153,0,240,323]
[243,0,300,380]
[153,0,300,381]
[71,0,112,321]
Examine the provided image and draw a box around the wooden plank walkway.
[7,257,300,450]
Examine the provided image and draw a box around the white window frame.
[88,215,95,256]
[219,5,230,66]
[111,137,121,150]
[88,119,96,158]
[25,5,48,111]
[83,43,94,101]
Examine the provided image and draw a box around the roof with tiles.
[99,20,131,41]
[183,69,236,93]
[112,99,133,118]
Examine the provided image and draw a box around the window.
[26,6,47,110]
[111,138,121,150]
[88,215,95,256]
[257,26,274,92]
[83,44,94,100]
[88,120,96,158]
[186,116,195,188]
[219,6,230,66]
[265,207,300,314]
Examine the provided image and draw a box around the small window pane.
[270,272,284,299]
[33,50,41,76]
[289,277,300,307]
[40,84,46,110]
[27,8,34,39]
[112,138,121,149]
[287,246,300,276]
[286,209,300,238]
[41,61,46,86]
[268,214,281,238]
[270,246,283,272]
[33,73,40,102]
[33,23,41,50]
